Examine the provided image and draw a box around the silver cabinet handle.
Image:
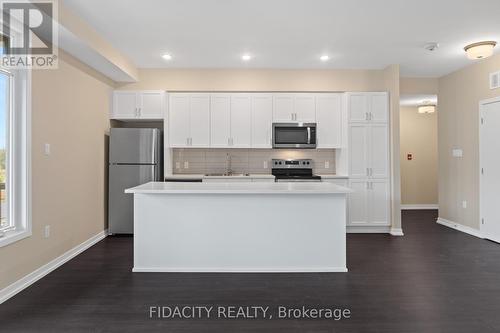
[366,182,370,190]
[365,112,369,121]
[138,108,141,117]
[369,112,373,121]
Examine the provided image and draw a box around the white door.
[370,93,389,123]
[113,91,137,119]
[316,94,342,148]
[169,94,190,147]
[231,94,252,148]
[480,99,500,243]
[349,124,369,178]
[369,124,389,179]
[294,94,316,122]
[348,93,369,123]
[251,94,272,148]
[189,94,210,147]
[348,180,369,225]
[273,94,294,122]
[368,180,390,225]
[139,91,164,119]
[210,94,231,147]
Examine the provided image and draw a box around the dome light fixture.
[162,53,173,61]
[464,41,496,60]
[418,101,436,114]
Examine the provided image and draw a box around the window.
[0,33,31,247]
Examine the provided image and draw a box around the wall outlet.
[324,161,330,169]
[462,201,467,209]
[175,162,181,169]
[44,225,50,238]
[183,161,189,169]
[44,143,51,156]
[263,161,268,169]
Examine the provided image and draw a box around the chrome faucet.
[224,153,233,176]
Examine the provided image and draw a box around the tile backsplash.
[172,149,336,175]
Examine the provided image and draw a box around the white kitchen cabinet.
[316,93,343,148]
[347,92,388,124]
[369,124,389,178]
[348,179,389,226]
[210,94,231,147]
[273,94,316,123]
[348,180,369,225]
[230,94,252,148]
[112,90,165,120]
[349,124,369,178]
[251,94,273,148]
[169,93,210,148]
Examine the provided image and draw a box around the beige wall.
[400,78,439,95]
[438,53,500,229]
[0,51,113,290]
[400,106,438,205]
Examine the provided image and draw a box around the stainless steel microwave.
[272,123,317,149]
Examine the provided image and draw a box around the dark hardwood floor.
[1,210,500,332]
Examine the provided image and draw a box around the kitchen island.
[125,182,352,273]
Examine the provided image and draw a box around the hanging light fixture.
[418,102,436,114]
[464,41,497,60]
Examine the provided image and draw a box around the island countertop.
[125,181,353,194]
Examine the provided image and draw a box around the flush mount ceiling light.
[320,55,330,62]
[241,54,252,61]
[464,41,497,60]
[418,102,436,114]
[162,53,172,60]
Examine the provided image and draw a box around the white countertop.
[126,181,353,194]
[165,174,348,180]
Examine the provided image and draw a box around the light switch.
[175,162,181,169]
[452,149,463,157]
[325,161,330,169]
[184,161,189,169]
[263,161,268,169]
[44,143,51,156]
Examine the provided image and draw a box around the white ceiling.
[63,0,500,77]
[400,94,438,107]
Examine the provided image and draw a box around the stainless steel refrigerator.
[108,128,162,234]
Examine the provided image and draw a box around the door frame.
[479,95,500,239]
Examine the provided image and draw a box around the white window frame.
[0,28,32,247]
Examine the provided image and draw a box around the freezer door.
[109,128,159,164]
[108,164,158,234]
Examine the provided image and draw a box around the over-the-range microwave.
[272,123,317,149]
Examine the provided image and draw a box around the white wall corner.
[0,229,108,304]
[436,218,483,239]
[390,228,404,236]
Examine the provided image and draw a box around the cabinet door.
[348,93,369,123]
[169,94,190,147]
[370,93,389,123]
[349,124,369,178]
[210,94,231,147]
[230,94,252,148]
[316,94,342,148]
[369,124,389,179]
[273,94,294,122]
[294,94,316,122]
[368,180,390,225]
[139,91,164,119]
[189,94,210,147]
[112,91,137,119]
[348,180,369,225]
[251,94,273,148]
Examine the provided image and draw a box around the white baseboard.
[390,228,404,236]
[0,229,108,304]
[401,204,439,210]
[133,266,348,273]
[436,218,482,238]
[347,225,391,233]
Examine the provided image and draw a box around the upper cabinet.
[251,94,273,148]
[347,92,388,123]
[316,93,343,148]
[273,94,316,123]
[210,94,252,148]
[169,93,210,148]
[112,91,165,120]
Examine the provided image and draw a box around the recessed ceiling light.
[162,53,172,60]
[464,41,496,60]
[241,54,252,61]
[320,55,330,62]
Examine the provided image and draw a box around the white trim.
[347,225,391,233]
[436,218,483,239]
[401,204,439,210]
[390,228,404,236]
[0,229,107,304]
[132,266,348,273]
[0,228,31,247]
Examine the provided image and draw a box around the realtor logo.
[1,0,58,69]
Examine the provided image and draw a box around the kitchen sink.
[204,173,250,177]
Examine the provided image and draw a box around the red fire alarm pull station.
[407,153,413,161]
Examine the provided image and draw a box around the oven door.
[272,123,317,149]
